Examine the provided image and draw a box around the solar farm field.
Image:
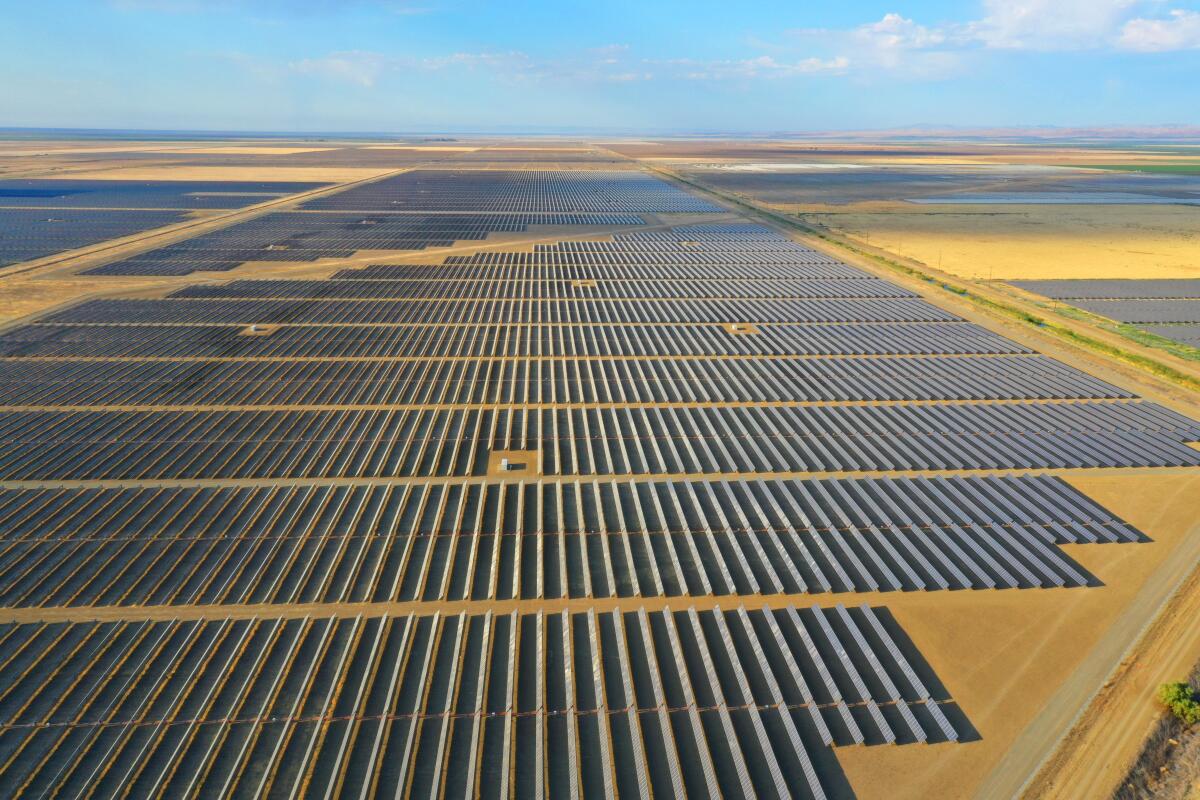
[1012,279,1200,349]
[0,179,335,269]
[0,143,1198,799]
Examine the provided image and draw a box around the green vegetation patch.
[1051,306,1200,363]
[1158,682,1200,725]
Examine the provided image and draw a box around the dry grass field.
[796,203,1200,281]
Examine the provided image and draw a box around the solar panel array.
[300,169,725,212]
[0,168,1192,797]
[0,476,1138,608]
[84,211,645,276]
[1013,279,1200,348]
[0,321,1033,358]
[0,178,326,209]
[0,606,957,798]
[0,208,188,267]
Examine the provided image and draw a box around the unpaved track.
[1018,514,1200,799]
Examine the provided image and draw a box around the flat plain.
[619,140,1200,283]
[0,135,1197,799]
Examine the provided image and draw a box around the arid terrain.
[0,134,1197,799]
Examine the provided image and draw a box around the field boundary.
[645,165,1200,397]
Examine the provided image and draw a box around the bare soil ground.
[834,472,1200,800]
[166,146,336,155]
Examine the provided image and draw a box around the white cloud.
[289,51,388,87]
[967,0,1140,50]
[782,1,1200,77]
[1119,9,1200,51]
[858,13,949,51]
[255,3,1200,95]
[788,13,964,78]
[846,13,964,76]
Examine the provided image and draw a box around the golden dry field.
[797,203,1200,281]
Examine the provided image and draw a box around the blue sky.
[2,0,1199,133]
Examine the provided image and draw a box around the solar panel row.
[0,606,955,798]
[0,321,1032,358]
[0,476,1133,608]
[1011,279,1200,346]
[46,296,962,324]
[0,354,1130,407]
[0,401,1193,481]
[169,277,916,300]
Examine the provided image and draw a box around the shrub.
[1157,682,1200,726]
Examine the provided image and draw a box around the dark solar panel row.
[299,169,724,212]
[1012,279,1200,299]
[0,476,1138,607]
[1011,280,1200,347]
[0,402,1193,480]
[83,211,645,276]
[169,277,915,300]
[0,321,1031,358]
[46,296,960,324]
[0,354,1129,407]
[1067,298,1200,324]
[1140,324,1200,344]
[337,259,866,279]
[0,606,958,798]
[0,208,188,267]
[0,178,326,209]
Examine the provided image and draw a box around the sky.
[2,0,1199,133]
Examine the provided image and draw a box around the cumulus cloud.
[857,13,949,51]
[966,0,1141,50]
[845,13,964,76]
[788,13,964,78]
[1119,9,1200,51]
[781,0,1200,78]
[251,3,1200,94]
